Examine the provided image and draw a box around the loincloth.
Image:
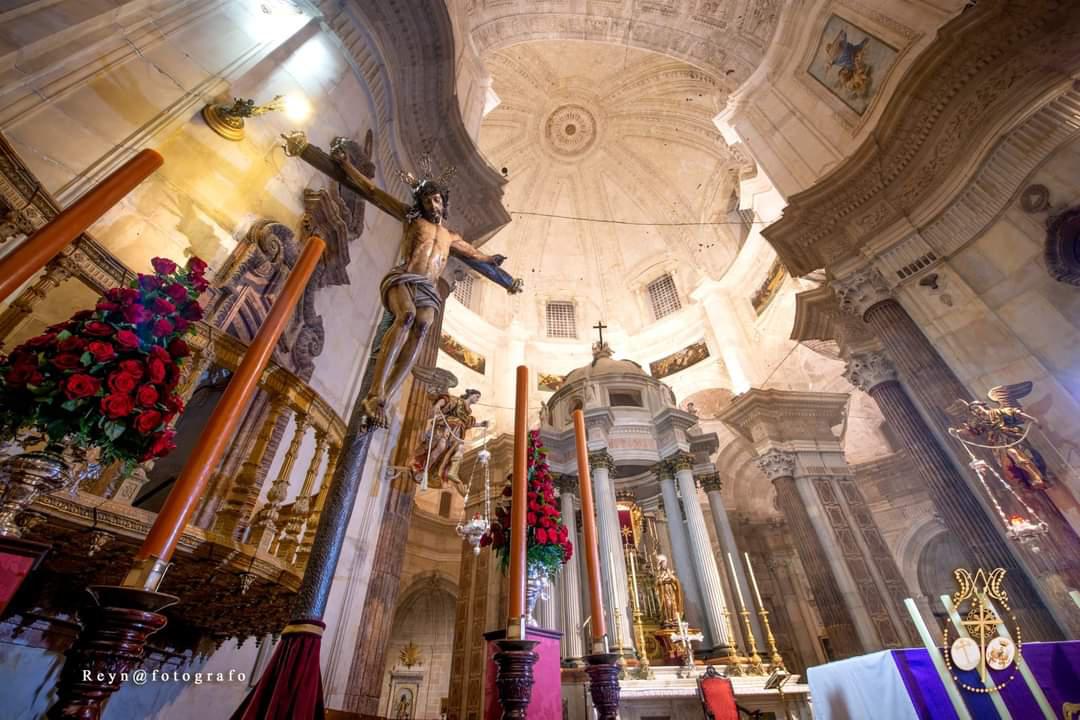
[380,266,442,310]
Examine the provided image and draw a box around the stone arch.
[914,528,969,605]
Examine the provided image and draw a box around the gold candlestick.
[627,549,654,679]
[721,607,744,676]
[740,608,766,675]
[757,606,785,668]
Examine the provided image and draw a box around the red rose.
[84,321,115,337]
[119,359,145,379]
[151,297,175,315]
[95,301,120,313]
[174,318,190,333]
[165,395,184,415]
[187,257,208,275]
[107,371,138,394]
[26,333,56,348]
[138,274,162,292]
[147,358,167,384]
[133,409,163,435]
[51,353,82,370]
[107,287,139,304]
[527,512,537,525]
[87,341,116,363]
[480,533,492,547]
[152,319,174,337]
[151,257,178,275]
[165,283,189,303]
[5,365,40,386]
[63,373,101,400]
[58,336,86,353]
[100,393,135,419]
[135,384,159,407]
[149,346,170,362]
[536,528,548,544]
[180,302,203,321]
[115,330,139,350]
[528,500,539,512]
[167,338,190,359]
[122,304,152,325]
[191,275,209,292]
[143,429,176,460]
[71,309,93,321]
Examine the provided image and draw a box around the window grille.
[545,301,577,338]
[647,274,681,320]
[453,273,474,309]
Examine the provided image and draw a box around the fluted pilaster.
[756,450,863,659]
[656,462,710,647]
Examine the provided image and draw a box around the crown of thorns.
[399,152,456,192]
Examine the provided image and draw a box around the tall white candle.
[744,551,765,609]
[726,552,746,610]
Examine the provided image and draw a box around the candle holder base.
[492,638,539,719]
[48,585,176,720]
[584,652,621,720]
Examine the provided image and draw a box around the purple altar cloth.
[893,641,1080,718]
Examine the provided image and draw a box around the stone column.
[589,450,635,655]
[657,462,710,646]
[757,450,863,659]
[669,452,733,655]
[699,472,763,648]
[837,269,1071,639]
[556,475,584,665]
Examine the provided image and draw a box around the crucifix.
[962,591,1002,682]
[282,132,523,428]
[675,615,703,678]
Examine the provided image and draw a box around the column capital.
[588,450,615,473]
[663,451,695,473]
[843,350,898,393]
[755,449,796,481]
[832,267,893,320]
[697,472,723,493]
[654,461,674,481]
[554,473,577,495]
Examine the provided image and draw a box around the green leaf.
[56,330,72,342]
[61,399,79,411]
[81,352,93,366]
[103,421,125,440]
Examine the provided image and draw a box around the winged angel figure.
[409,366,487,493]
[947,382,1053,490]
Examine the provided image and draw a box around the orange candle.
[124,235,326,591]
[573,408,606,644]
[507,365,529,638]
[0,149,163,304]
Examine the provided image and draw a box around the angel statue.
[410,379,488,493]
[947,382,1054,490]
[282,132,523,428]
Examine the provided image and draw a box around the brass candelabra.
[758,606,785,668]
[740,609,766,676]
[721,607,744,676]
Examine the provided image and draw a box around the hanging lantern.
[455,429,492,555]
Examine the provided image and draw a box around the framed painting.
[439,332,486,375]
[649,341,710,379]
[808,15,898,116]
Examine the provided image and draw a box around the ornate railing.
[0,235,347,647]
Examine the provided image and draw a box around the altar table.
[807,641,1080,719]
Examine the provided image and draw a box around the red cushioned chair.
[698,666,763,720]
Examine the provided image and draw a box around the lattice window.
[545,301,577,338]
[453,273,475,309]
[647,274,681,320]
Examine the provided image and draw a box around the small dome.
[564,343,647,385]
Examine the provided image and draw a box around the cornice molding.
[717,388,849,445]
[763,1,1080,276]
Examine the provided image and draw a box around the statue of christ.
[283,132,522,427]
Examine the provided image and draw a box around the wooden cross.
[593,320,608,346]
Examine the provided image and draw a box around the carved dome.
[563,346,648,385]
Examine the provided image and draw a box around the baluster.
[249,410,309,552]
[213,395,287,537]
[296,441,340,568]
[276,429,328,564]
[0,257,73,348]
[175,343,216,403]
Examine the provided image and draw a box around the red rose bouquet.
[0,256,208,469]
[482,429,573,575]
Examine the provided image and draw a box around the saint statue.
[654,553,684,628]
[411,388,488,491]
[282,132,523,427]
[948,382,1054,490]
[394,691,412,720]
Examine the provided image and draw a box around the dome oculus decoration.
[543,104,599,159]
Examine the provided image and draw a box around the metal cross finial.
[593,320,608,346]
